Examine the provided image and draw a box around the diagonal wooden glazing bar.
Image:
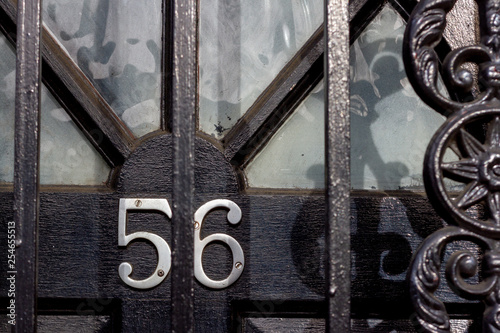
[13,0,42,331]
[223,27,324,164]
[170,0,197,331]
[325,0,350,331]
[0,0,134,169]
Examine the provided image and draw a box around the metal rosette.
[425,105,500,238]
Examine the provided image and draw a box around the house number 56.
[118,198,244,290]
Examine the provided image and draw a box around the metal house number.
[118,198,244,289]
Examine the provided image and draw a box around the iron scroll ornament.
[404,0,500,331]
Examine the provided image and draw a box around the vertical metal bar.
[170,0,197,332]
[325,0,350,331]
[14,0,42,331]
[161,0,172,132]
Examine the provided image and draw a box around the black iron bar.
[325,0,351,331]
[160,0,172,132]
[170,0,197,332]
[14,0,42,331]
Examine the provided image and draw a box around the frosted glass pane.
[0,34,16,183]
[0,33,110,185]
[350,5,446,190]
[245,82,324,189]
[199,0,324,138]
[39,88,111,185]
[245,5,448,190]
[42,0,162,137]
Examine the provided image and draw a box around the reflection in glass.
[245,5,449,190]
[350,5,446,190]
[245,82,324,189]
[199,0,323,138]
[0,33,110,185]
[42,0,162,137]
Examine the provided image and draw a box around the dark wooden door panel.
[0,315,114,332]
[0,190,484,331]
[240,317,481,332]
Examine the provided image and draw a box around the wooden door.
[0,0,350,332]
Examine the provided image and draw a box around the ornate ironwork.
[405,0,500,331]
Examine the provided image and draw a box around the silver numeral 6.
[194,199,244,289]
[118,198,244,290]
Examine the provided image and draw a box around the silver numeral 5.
[118,198,244,290]
[118,198,172,289]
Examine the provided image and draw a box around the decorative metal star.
[442,117,500,223]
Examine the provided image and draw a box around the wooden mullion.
[223,27,324,163]
[40,33,133,168]
[0,0,14,21]
[39,27,134,166]
[228,54,324,169]
[0,0,134,169]
[349,0,385,43]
